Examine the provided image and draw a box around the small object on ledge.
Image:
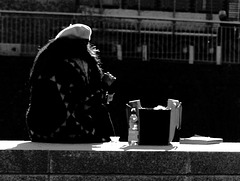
[180,135,223,144]
[110,136,120,143]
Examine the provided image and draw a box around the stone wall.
[1,141,240,181]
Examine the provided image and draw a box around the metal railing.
[0,10,240,64]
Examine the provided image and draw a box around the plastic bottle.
[128,108,139,145]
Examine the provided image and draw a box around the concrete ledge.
[1,141,240,180]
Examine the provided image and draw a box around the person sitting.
[25,24,116,143]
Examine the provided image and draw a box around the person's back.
[26,24,116,143]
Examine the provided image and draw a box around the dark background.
[1,56,240,142]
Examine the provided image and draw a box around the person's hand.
[106,92,115,104]
[103,72,116,86]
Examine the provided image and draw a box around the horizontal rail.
[1,10,240,25]
[0,10,239,64]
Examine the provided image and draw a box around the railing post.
[142,45,147,61]
[117,44,122,61]
[189,45,194,64]
[216,46,222,65]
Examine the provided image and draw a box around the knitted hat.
[55,24,92,40]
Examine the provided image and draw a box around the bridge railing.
[0,10,240,64]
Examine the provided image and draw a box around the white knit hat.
[55,24,92,40]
